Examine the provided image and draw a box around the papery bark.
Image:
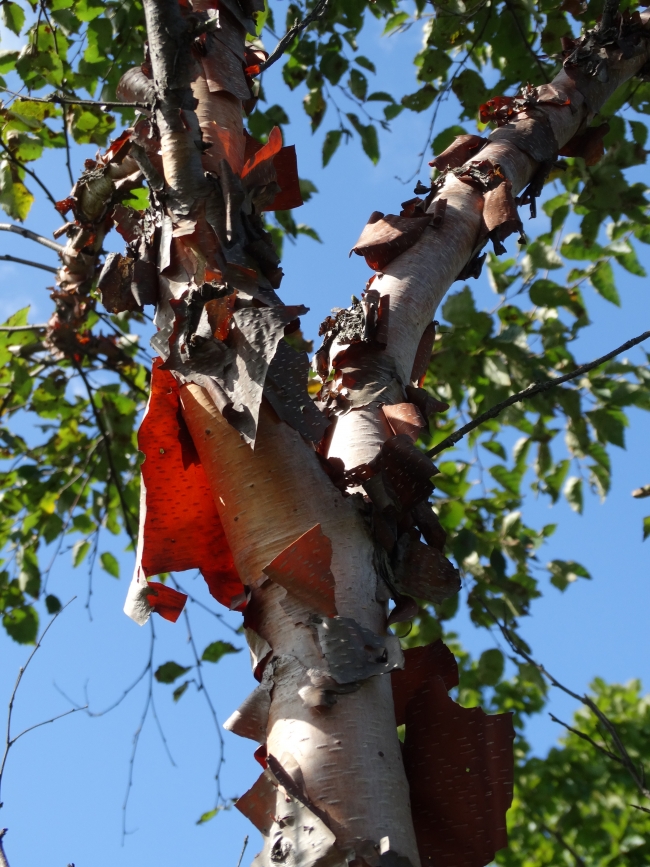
[122,3,650,866]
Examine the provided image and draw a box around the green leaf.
[432,125,466,157]
[643,516,650,541]
[0,49,19,74]
[561,234,603,261]
[563,476,583,513]
[529,279,570,308]
[477,648,504,686]
[45,594,62,614]
[1,1,25,35]
[173,680,190,702]
[3,606,38,644]
[548,559,591,591]
[348,69,368,101]
[347,114,379,164]
[155,661,191,684]
[100,551,120,578]
[401,84,437,112]
[121,187,150,211]
[587,408,626,448]
[383,11,409,34]
[72,540,90,568]
[0,161,34,221]
[589,260,620,305]
[322,129,342,167]
[608,241,646,277]
[366,91,394,103]
[201,640,241,663]
[481,440,507,460]
[451,69,488,117]
[196,808,220,825]
[355,56,376,73]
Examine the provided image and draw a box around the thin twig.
[428,329,650,457]
[488,609,650,802]
[0,324,48,333]
[62,108,74,188]
[259,0,331,73]
[0,88,149,111]
[548,713,623,765]
[0,145,61,214]
[0,223,65,255]
[0,828,9,867]
[183,607,227,811]
[0,598,77,808]
[74,363,138,544]
[540,823,586,867]
[235,835,249,867]
[0,255,57,274]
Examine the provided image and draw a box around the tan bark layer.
[327,23,650,473]
[181,386,420,861]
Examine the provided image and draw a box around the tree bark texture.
[101,3,650,866]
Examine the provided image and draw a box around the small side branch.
[0,254,58,274]
[0,599,76,808]
[0,88,150,111]
[428,329,650,457]
[259,0,331,73]
[0,324,48,333]
[0,224,65,255]
[0,828,10,867]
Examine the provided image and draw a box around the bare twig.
[0,145,61,214]
[182,607,227,812]
[548,713,623,765]
[0,828,10,867]
[0,224,65,255]
[488,610,650,803]
[540,823,586,867]
[74,364,138,544]
[0,324,48,333]
[235,835,249,867]
[0,598,78,809]
[428,330,650,457]
[259,0,331,73]
[0,88,150,111]
[0,255,58,274]
[62,109,74,188]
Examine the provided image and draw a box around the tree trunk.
[118,3,650,865]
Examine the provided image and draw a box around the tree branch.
[487,608,650,803]
[235,836,249,867]
[0,324,48,333]
[259,0,331,73]
[0,828,10,867]
[548,713,623,765]
[0,224,66,255]
[0,87,150,111]
[74,364,138,544]
[540,823,586,867]
[428,329,650,457]
[0,599,76,808]
[0,145,61,214]
[0,254,58,274]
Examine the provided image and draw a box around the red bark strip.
[429,134,486,171]
[404,675,515,867]
[262,523,337,618]
[351,212,432,272]
[391,640,459,726]
[381,402,427,442]
[145,581,187,622]
[410,322,437,386]
[137,359,244,609]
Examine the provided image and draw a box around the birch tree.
[1,1,650,865]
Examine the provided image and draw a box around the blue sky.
[0,7,649,867]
